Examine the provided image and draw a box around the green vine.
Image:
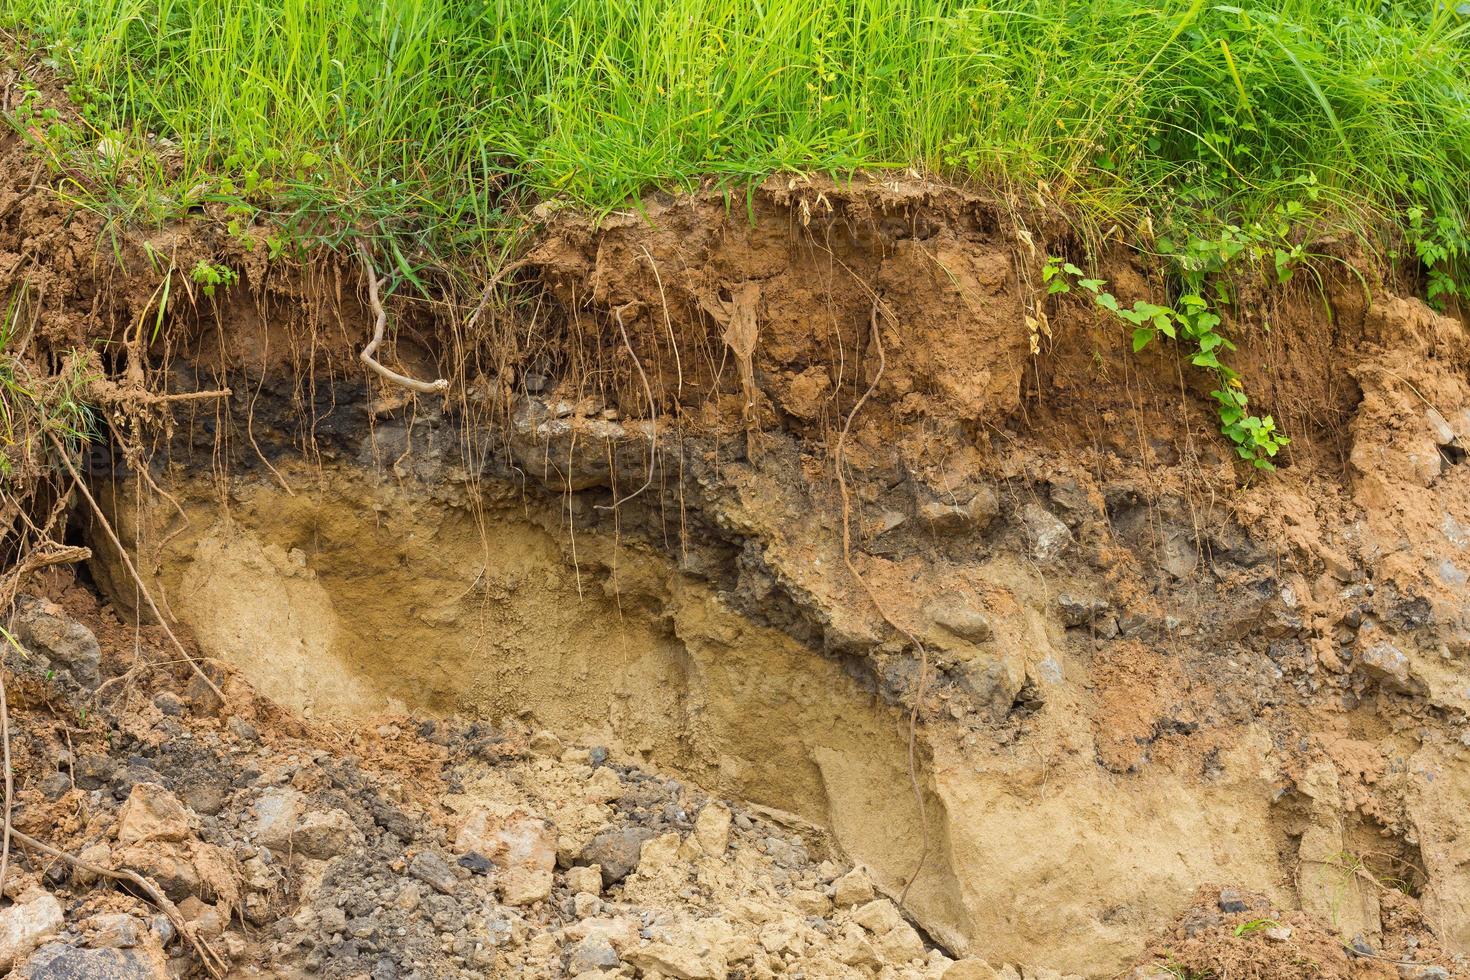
[1042,180,1323,471]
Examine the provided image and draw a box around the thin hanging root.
[355,240,451,395]
[0,657,12,902]
[46,432,227,707]
[834,301,931,907]
[598,306,657,511]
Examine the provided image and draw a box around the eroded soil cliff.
[2,104,1470,979]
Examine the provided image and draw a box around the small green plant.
[189,260,239,298]
[1044,254,1289,471]
[1233,917,1280,937]
[1,289,98,471]
[1160,959,1215,980]
[1042,180,1321,471]
[1406,202,1467,310]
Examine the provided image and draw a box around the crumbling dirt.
[3,73,1470,980]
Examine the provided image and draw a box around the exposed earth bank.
[3,114,1470,978]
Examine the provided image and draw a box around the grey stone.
[1444,513,1469,548]
[956,654,1025,719]
[11,596,102,689]
[152,693,184,718]
[180,777,230,817]
[293,809,363,860]
[581,826,659,887]
[0,894,64,973]
[1158,531,1201,579]
[147,915,173,946]
[318,906,348,936]
[457,852,493,875]
[1056,594,1111,628]
[762,836,809,868]
[226,717,259,743]
[1020,504,1072,562]
[252,788,304,852]
[38,774,70,800]
[1049,478,1090,516]
[1398,965,1449,980]
[408,850,458,895]
[567,936,620,974]
[88,913,144,949]
[1216,889,1248,913]
[18,944,164,980]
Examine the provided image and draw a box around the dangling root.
[356,241,451,395]
[834,301,932,907]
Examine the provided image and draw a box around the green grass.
[2,0,1468,290]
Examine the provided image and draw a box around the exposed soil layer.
[3,94,1470,978]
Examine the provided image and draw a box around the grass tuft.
[1,0,1467,289]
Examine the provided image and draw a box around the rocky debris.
[0,892,64,972]
[87,913,146,949]
[564,865,602,896]
[454,807,556,906]
[10,595,102,689]
[926,596,994,643]
[566,935,619,974]
[17,942,167,979]
[955,652,1026,720]
[1400,966,1450,980]
[1020,504,1072,562]
[1357,640,1425,694]
[918,487,1000,534]
[252,787,305,852]
[11,561,1460,980]
[833,866,876,907]
[1426,407,1457,446]
[852,898,926,963]
[116,783,192,844]
[407,849,459,895]
[1056,594,1112,628]
[692,803,731,856]
[625,941,720,980]
[1216,889,1248,914]
[580,825,658,887]
[293,809,364,860]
